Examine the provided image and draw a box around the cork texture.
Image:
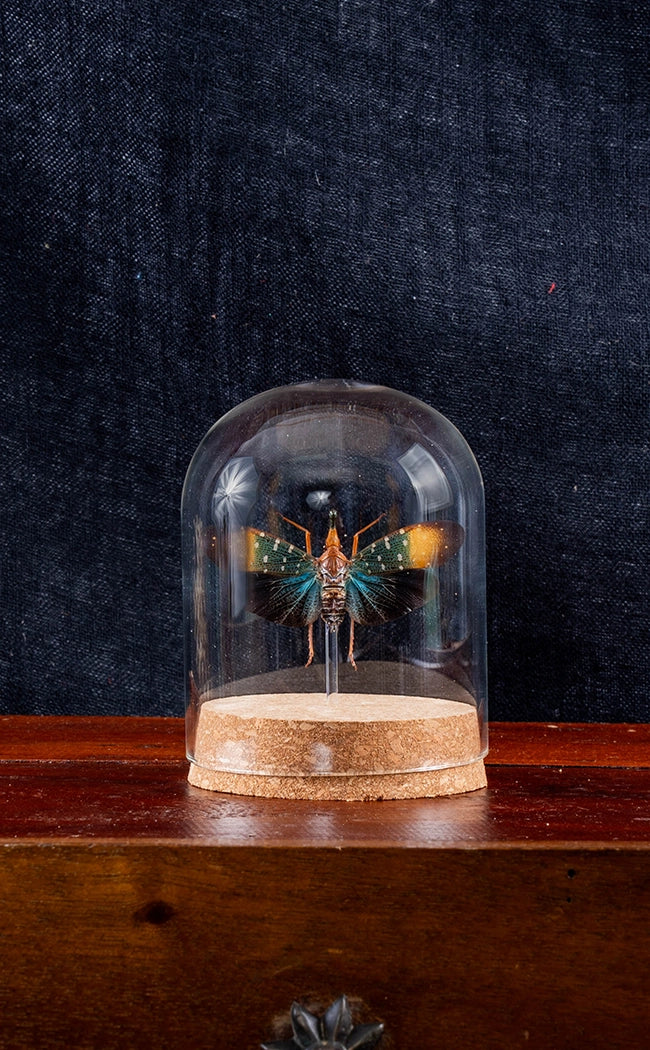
[187,756,487,799]
[188,691,486,799]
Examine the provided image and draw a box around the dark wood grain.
[1,717,650,1049]
[2,843,650,1049]
[487,720,650,767]
[0,715,183,760]
[4,716,650,766]
[2,759,650,846]
[1,718,650,845]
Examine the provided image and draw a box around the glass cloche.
[182,380,487,799]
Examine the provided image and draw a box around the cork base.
[188,691,487,800]
[188,755,487,800]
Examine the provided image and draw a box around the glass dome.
[182,380,487,799]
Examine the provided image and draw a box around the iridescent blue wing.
[347,521,464,625]
[246,529,322,627]
[345,568,430,625]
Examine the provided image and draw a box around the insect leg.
[350,512,386,557]
[305,622,315,667]
[347,620,357,669]
[279,514,313,555]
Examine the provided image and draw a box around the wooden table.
[1,718,649,1049]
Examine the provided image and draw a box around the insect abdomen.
[320,584,347,628]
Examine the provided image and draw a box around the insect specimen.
[246,509,464,667]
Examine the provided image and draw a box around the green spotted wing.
[245,528,322,626]
[345,521,464,625]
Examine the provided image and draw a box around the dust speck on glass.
[182,380,487,775]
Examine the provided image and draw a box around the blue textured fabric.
[1,1,648,718]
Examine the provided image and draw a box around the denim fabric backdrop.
[1,1,648,719]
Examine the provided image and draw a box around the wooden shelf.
[1,717,649,1048]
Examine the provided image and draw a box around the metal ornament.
[261,995,385,1050]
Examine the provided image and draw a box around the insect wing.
[345,568,411,625]
[246,529,321,627]
[347,521,464,626]
[353,521,464,573]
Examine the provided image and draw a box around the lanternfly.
[246,509,464,667]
